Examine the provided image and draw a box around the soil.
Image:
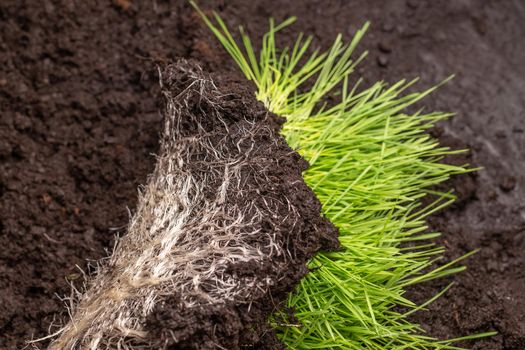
[46,59,337,349]
[132,61,338,349]
[0,0,524,349]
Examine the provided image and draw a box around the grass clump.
[192,3,496,349]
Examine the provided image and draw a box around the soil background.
[0,0,524,349]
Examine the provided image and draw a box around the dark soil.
[143,61,337,349]
[46,59,337,349]
[0,0,524,349]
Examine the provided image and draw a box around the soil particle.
[377,55,389,67]
[377,40,392,53]
[499,176,517,192]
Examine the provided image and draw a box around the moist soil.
[0,0,524,349]
[47,59,337,349]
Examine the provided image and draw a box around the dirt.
[45,59,337,349]
[0,0,524,349]
[132,61,337,349]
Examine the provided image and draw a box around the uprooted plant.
[42,60,337,349]
[193,2,496,349]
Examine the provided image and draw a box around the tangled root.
[45,60,337,350]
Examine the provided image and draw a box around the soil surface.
[1,0,524,349]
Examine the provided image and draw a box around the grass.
[191,3,496,349]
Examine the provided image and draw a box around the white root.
[43,61,300,350]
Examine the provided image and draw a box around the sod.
[193,5,496,349]
[44,60,337,349]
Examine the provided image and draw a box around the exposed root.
[45,59,337,350]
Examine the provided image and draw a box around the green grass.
[191,3,496,349]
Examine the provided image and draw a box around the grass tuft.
[192,2,496,348]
